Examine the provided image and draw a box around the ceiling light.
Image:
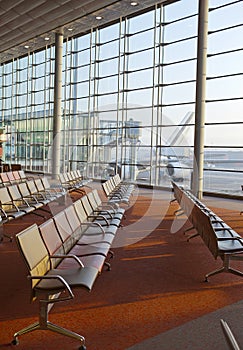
[44,37,50,41]
[67,28,73,31]
[96,16,103,20]
[24,45,29,49]
[131,1,138,6]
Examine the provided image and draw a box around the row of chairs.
[102,174,135,204]
[13,188,125,348]
[0,177,65,224]
[172,181,242,348]
[171,181,243,281]
[0,170,34,187]
[0,168,90,199]
[59,170,92,194]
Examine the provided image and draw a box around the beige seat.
[6,171,18,184]
[41,176,66,198]
[12,170,23,183]
[0,172,11,186]
[7,185,36,215]
[17,181,44,210]
[87,189,124,221]
[0,186,26,222]
[52,208,109,272]
[74,199,116,242]
[18,170,34,182]
[13,223,98,349]
[65,204,113,270]
[26,180,51,206]
[34,178,59,202]
[59,172,86,194]
[81,195,121,229]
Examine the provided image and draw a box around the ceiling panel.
[0,0,177,64]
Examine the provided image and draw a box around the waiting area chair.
[13,223,98,349]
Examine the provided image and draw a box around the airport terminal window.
[0,0,243,196]
[1,47,55,172]
[61,2,198,186]
[204,0,243,195]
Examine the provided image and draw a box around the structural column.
[192,0,209,199]
[52,29,63,179]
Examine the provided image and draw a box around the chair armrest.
[28,275,74,303]
[81,221,105,232]
[0,207,8,220]
[99,204,116,212]
[50,254,84,267]
[88,214,109,226]
[2,202,20,212]
[92,209,113,218]
[104,201,119,209]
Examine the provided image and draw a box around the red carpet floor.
[0,187,242,350]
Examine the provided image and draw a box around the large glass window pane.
[206,100,243,123]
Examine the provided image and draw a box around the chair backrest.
[66,172,72,181]
[41,177,52,190]
[35,178,45,192]
[73,199,88,222]
[7,184,22,201]
[0,186,23,220]
[92,189,102,207]
[196,207,218,259]
[39,219,65,268]
[12,170,21,181]
[26,180,38,195]
[64,204,82,241]
[110,179,117,192]
[6,171,16,183]
[86,191,97,211]
[110,177,117,189]
[53,210,74,253]
[180,191,194,221]
[70,171,76,181]
[18,182,31,197]
[114,174,121,184]
[0,186,13,204]
[102,182,109,197]
[15,224,51,291]
[59,173,66,184]
[18,170,26,180]
[73,170,81,179]
[171,181,184,204]
[76,169,83,179]
[0,172,11,186]
[81,195,93,216]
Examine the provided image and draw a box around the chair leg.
[3,233,13,242]
[108,250,114,259]
[205,254,243,282]
[104,261,111,271]
[12,299,86,348]
[205,266,225,282]
[46,321,85,343]
[0,225,13,243]
[12,321,40,342]
[186,232,199,242]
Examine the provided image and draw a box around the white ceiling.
[0,0,176,64]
